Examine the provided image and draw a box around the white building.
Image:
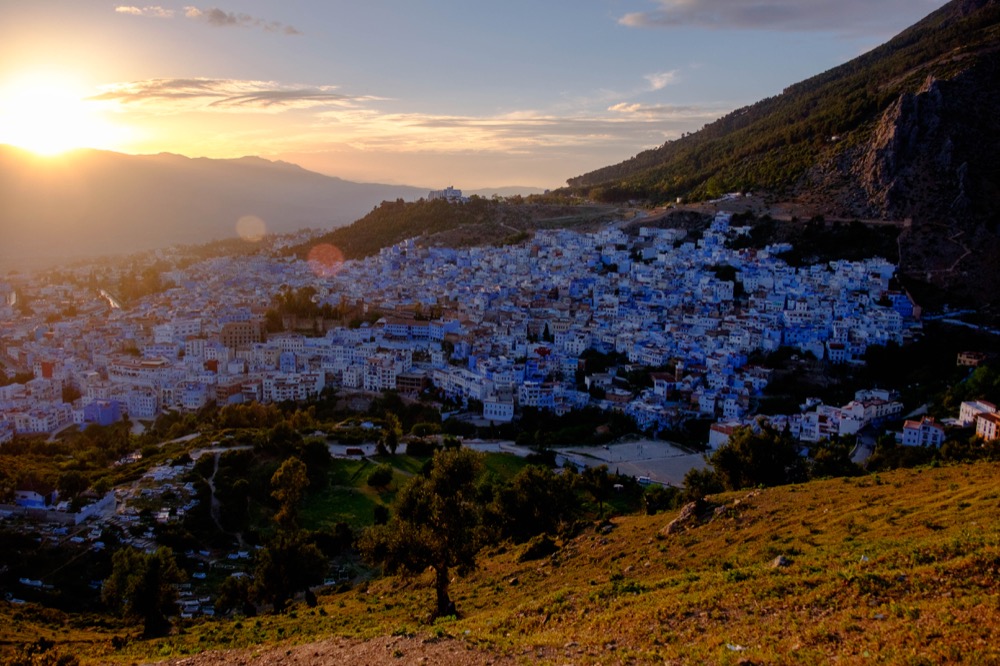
[482,396,514,423]
[976,412,1000,442]
[901,416,945,447]
[959,400,996,427]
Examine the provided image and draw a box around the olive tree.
[102,547,185,637]
[360,448,485,618]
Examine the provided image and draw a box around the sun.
[0,73,126,156]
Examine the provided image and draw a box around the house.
[708,421,740,449]
[976,412,1000,442]
[957,351,988,367]
[482,395,514,423]
[959,400,996,427]
[14,486,58,509]
[901,416,945,447]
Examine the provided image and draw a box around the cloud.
[183,6,302,35]
[607,101,726,120]
[644,70,679,91]
[92,76,733,177]
[618,0,943,34]
[115,5,174,18]
[308,106,728,156]
[90,78,374,112]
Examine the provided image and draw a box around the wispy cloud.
[619,0,942,34]
[183,6,302,35]
[115,5,174,18]
[94,76,732,173]
[308,106,728,155]
[607,102,724,119]
[644,70,679,91]
[115,5,301,35]
[90,78,375,113]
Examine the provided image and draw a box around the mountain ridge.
[0,147,425,265]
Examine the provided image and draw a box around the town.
[7,206,984,479]
[1,198,999,635]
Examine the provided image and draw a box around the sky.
[0,1,948,190]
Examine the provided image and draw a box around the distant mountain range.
[0,147,433,265]
[566,0,1000,311]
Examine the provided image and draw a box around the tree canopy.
[101,547,185,637]
[360,448,486,618]
[709,423,808,490]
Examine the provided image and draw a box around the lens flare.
[236,215,267,242]
[307,243,344,277]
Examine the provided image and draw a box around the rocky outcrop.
[661,491,760,535]
[857,76,947,219]
[804,54,1000,309]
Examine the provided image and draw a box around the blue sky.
[0,1,946,188]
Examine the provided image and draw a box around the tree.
[57,471,88,504]
[489,465,578,542]
[215,574,254,617]
[809,438,861,479]
[254,456,326,612]
[709,424,807,490]
[580,464,614,514]
[270,457,308,532]
[253,533,326,613]
[360,448,486,618]
[381,413,402,455]
[102,547,185,637]
[682,466,724,501]
[367,463,394,489]
[262,421,304,456]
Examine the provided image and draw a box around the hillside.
[565,0,1000,311]
[9,460,1000,665]
[0,147,426,266]
[288,197,623,261]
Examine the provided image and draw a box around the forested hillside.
[566,0,1000,220]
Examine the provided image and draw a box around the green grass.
[300,458,383,530]
[482,451,533,477]
[300,484,379,531]
[372,454,427,475]
[299,453,534,532]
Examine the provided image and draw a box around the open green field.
[298,452,535,532]
[7,459,1000,664]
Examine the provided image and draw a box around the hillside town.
[5,210,975,469]
[1,205,998,632]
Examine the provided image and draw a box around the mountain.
[566,0,1000,310]
[0,146,427,266]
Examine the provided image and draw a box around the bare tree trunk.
[434,564,454,618]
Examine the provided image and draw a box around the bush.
[367,464,393,488]
[405,438,439,457]
[410,422,441,437]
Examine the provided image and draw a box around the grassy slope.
[7,460,1000,664]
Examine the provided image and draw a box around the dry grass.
[6,460,1000,665]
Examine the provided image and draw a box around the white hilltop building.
[428,186,468,203]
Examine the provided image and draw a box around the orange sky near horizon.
[0,0,948,189]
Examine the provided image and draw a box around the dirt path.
[204,451,245,548]
[147,635,518,666]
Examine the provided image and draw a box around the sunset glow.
[0,74,128,156]
[0,1,946,185]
